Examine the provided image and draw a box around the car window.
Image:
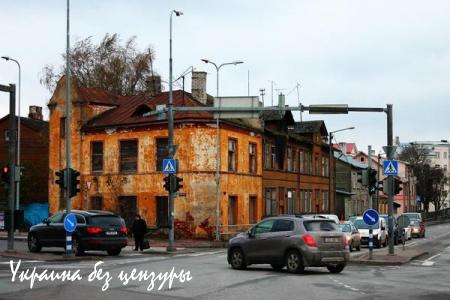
[254,219,276,234]
[304,220,338,232]
[75,214,86,224]
[338,224,351,232]
[272,219,294,232]
[89,216,124,226]
[353,219,380,229]
[48,212,64,223]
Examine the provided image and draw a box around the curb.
[348,251,428,266]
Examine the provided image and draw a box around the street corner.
[349,248,428,266]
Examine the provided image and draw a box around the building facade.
[48,74,264,239]
[0,106,48,209]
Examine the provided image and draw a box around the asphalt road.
[0,222,449,300]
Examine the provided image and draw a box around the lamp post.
[1,56,21,211]
[167,9,183,252]
[201,59,243,241]
[328,126,355,214]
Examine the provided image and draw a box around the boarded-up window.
[287,147,293,172]
[90,196,102,210]
[120,140,138,173]
[249,195,257,224]
[228,196,238,225]
[264,188,277,216]
[249,143,256,174]
[156,138,168,171]
[91,141,103,173]
[60,117,66,138]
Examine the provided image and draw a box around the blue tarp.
[22,203,48,227]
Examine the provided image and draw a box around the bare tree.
[41,33,160,96]
[399,144,447,212]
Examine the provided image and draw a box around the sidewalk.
[349,247,427,266]
[0,232,227,248]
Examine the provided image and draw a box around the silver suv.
[227,216,349,274]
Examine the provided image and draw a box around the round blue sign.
[64,213,77,232]
[363,209,379,226]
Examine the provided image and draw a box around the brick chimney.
[145,75,162,96]
[28,106,43,121]
[191,71,207,105]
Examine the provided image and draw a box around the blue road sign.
[64,213,77,233]
[163,159,176,174]
[363,209,379,226]
[383,160,398,176]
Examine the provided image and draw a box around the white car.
[353,217,388,248]
[313,214,340,224]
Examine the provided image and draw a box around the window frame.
[249,142,257,174]
[156,137,169,172]
[91,141,104,174]
[228,138,237,172]
[119,139,138,174]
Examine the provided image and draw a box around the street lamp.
[201,59,244,241]
[2,56,21,210]
[167,9,183,252]
[328,126,355,214]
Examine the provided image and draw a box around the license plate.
[106,231,117,235]
[324,237,339,243]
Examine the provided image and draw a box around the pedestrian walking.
[132,214,147,251]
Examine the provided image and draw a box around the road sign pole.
[368,145,372,210]
[386,104,394,255]
[369,225,373,260]
[65,231,72,255]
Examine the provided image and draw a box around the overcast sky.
[1,0,450,152]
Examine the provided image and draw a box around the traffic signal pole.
[65,0,72,215]
[368,145,372,209]
[0,83,17,251]
[386,104,395,255]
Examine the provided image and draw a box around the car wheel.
[285,250,304,274]
[270,264,285,271]
[28,234,42,253]
[327,264,346,274]
[230,248,246,270]
[349,241,353,252]
[71,237,84,256]
[107,248,122,256]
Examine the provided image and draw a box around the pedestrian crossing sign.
[163,159,176,174]
[383,160,398,175]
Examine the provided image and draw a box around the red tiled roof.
[83,90,213,130]
[77,86,120,106]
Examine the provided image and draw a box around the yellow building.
[48,74,263,239]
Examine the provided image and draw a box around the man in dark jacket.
[132,214,147,251]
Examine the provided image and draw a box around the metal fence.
[422,208,450,222]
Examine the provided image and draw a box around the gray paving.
[0,222,448,300]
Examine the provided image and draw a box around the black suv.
[28,210,128,256]
[227,215,349,274]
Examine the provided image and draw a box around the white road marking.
[421,253,441,266]
[329,276,366,295]
[0,260,43,265]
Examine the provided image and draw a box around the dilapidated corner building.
[48,73,263,239]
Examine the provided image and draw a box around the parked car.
[28,210,128,256]
[397,215,412,240]
[338,222,361,252]
[227,216,349,274]
[410,220,426,238]
[401,212,422,222]
[346,216,358,225]
[302,214,340,224]
[380,214,400,245]
[353,217,387,248]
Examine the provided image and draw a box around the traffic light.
[368,169,377,195]
[1,165,9,184]
[173,176,183,192]
[163,175,171,192]
[69,168,81,198]
[394,178,403,195]
[55,169,66,189]
[357,169,369,186]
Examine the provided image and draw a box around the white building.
[409,140,450,211]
